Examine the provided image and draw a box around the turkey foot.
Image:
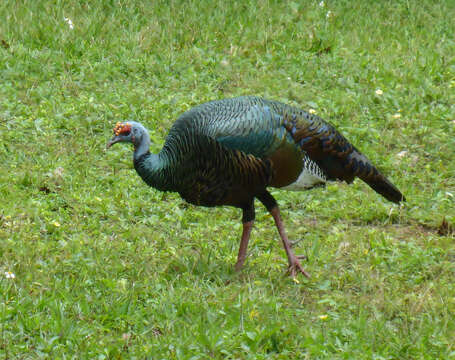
[287,255,310,278]
[269,206,310,278]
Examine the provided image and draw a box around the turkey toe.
[288,257,310,278]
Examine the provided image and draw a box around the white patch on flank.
[282,168,326,191]
[281,155,327,191]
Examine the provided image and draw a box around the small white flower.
[64,17,74,30]
[375,89,383,95]
[392,113,401,119]
[326,10,332,18]
[5,271,15,279]
[319,1,325,7]
[118,278,128,291]
[337,241,350,252]
[309,108,317,114]
[396,150,408,159]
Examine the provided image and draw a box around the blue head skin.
[106,121,151,158]
[107,121,170,190]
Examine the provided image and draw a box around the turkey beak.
[106,136,121,149]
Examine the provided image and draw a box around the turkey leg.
[269,206,310,278]
[234,220,254,271]
[257,191,310,278]
[234,202,255,271]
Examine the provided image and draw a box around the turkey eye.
[122,130,131,136]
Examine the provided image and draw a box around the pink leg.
[234,221,254,271]
[269,206,310,278]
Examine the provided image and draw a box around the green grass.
[1,0,454,358]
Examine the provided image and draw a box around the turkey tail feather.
[345,151,405,204]
[282,108,405,204]
[358,170,405,203]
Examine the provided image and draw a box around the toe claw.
[287,257,311,278]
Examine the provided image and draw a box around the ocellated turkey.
[107,96,405,277]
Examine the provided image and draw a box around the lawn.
[1,0,454,358]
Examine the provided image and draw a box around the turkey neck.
[133,131,174,192]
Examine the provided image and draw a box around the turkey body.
[113,96,405,277]
[135,96,403,208]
